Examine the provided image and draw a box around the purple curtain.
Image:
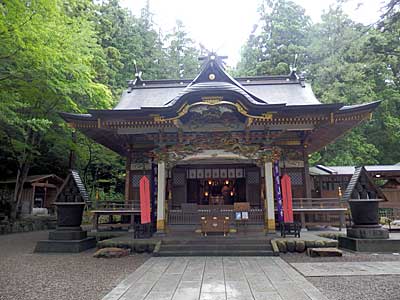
[273,160,283,223]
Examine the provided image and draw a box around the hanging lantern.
[225,180,229,185]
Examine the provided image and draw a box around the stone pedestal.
[347,226,389,239]
[339,225,391,252]
[339,236,400,252]
[35,227,96,253]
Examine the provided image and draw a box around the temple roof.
[115,54,321,110]
[115,78,320,110]
[60,53,382,156]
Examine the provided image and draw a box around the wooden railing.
[292,198,346,209]
[90,200,140,211]
[291,198,347,229]
[168,205,264,225]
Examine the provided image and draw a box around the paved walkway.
[102,257,329,300]
[292,261,400,277]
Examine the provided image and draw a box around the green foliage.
[0,0,201,214]
[239,0,400,166]
[164,20,200,79]
[0,0,112,173]
[238,0,311,75]
[308,4,400,165]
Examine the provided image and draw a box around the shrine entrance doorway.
[167,152,265,227]
[187,177,246,206]
[171,164,262,210]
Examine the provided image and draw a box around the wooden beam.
[31,183,57,188]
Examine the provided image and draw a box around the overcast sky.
[120,0,386,66]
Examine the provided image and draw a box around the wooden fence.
[168,205,264,225]
[89,200,140,211]
[292,198,347,229]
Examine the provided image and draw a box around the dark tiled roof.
[310,165,400,176]
[114,54,321,110]
[342,167,364,201]
[115,75,320,110]
[342,167,386,201]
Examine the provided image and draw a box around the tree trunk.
[10,128,38,220]
[11,162,30,220]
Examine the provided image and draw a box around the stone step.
[307,247,343,257]
[162,239,271,245]
[161,243,272,251]
[154,249,277,257]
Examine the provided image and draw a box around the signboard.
[234,202,250,212]
[234,202,250,221]
[281,174,294,222]
[273,160,284,223]
[139,176,151,224]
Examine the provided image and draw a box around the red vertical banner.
[281,174,294,222]
[140,176,151,224]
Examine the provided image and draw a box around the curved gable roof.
[114,54,320,110]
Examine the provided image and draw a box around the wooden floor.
[101,256,330,300]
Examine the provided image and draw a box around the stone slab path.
[292,261,400,277]
[102,256,329,300]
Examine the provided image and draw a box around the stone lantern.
[35,170,96,252]
[339,167,390,251]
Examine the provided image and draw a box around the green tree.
[238,0,311,76]
[238,0,400,166]
[0,0,112,218]
[308,3,400,165]
[164,20,200,79]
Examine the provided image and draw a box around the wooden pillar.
[124,151,131,204]
[303,147,312,198]
[264,161,275,233]
[31,184,36,213]
[303,147,311,227]
[156,161,166,233]
[167,172,172,213]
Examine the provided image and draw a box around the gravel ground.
[282,251,400,300]
[308,275,400,300]
[0,231,150,300]
[281,251,400,263]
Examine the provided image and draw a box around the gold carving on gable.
[149,133,282,166]
[261,113,273,120]
[201,96,223,104]
[151,99,274,125]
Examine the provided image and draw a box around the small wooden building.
[60,54,380,233]
[310,164,400,209]
[0,174,64,215]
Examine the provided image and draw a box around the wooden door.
[172,168,187,209]
[246,167,261,207]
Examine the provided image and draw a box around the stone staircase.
[154,237,276,256]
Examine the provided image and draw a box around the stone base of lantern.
[339,225,393,252]
[339,236,400,252]
[34,227,96,253]
[347,225,389,239]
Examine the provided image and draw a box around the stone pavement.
[102,256,329,300]
[292,261,400,277]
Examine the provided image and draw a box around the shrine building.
[61,54,380,234]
